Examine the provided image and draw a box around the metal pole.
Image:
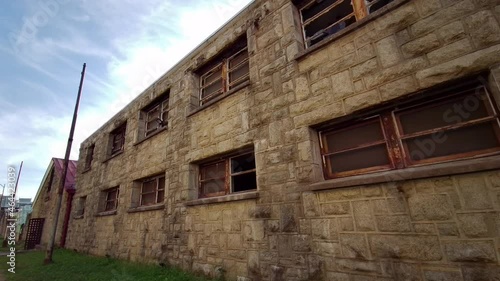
[44,63,86,264]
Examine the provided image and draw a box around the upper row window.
[139,90,170,140]
[109,123,126,157]
[197,36,249,106]
[320,84,500,179]
[299,0,394,48]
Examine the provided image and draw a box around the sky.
[0,0,253,200]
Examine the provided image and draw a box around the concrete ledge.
[185,191,259,206]
[95,210,117,217]
[306,155,500,191]
[127,204,165,213]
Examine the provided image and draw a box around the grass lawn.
[1,249,216,281]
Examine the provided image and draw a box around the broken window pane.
[323,120,385,153]
[231,153,256,173]
[326,144,390,174]
[232,171,257,193]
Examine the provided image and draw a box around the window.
[101,187,119,212]
[139,91,170,139]
[140,175,165,206]
[197,36,249,105]
[84,144,95,170]
[109,123,126,156]
[75,196,86,217]
[199,151,257,198]
[298,0,394,48]
[320,84,500,179]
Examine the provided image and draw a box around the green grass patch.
[1,249,216,281]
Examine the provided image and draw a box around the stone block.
[311,219,330,240]
[424,270,463,281]
[456,176,493,210]
[427,38,473,65]
[340,234,369,259]
[292,235,311,252]
[344,90,380,113]
[376,215,412,232]
[462,265,500,281]
[365,57,428,88]
[351,58,379,80]
[353,200,376,231]
[376,36,402,67]
[313,241,341,256]
[464,10,500,48]
[331,70,354,99]
[295,75,310,101]
[374,3,420,35]
[303,192,320,217]
[339,217,355,231]
[444,240,497,262]
[394,262,423,281]
[416,44,500,88]
[411,0,475,37]
[379,75,419,101]
[437,21,466,43]
[280,204,298,232]
[244,221,265,242]
[437,223,459,237]
[416,0,442,16]
[370,234,442,260]
[408,194,454,221]
[322,202,351,216]
[402,33,441,57]
[458,213,498,238]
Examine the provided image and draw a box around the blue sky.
[0,0,253,199]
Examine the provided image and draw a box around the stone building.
[30,158,77,248]
[66,0,500,280]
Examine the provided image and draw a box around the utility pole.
[44,63,86,264]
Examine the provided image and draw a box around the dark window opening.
[142,91,170,138]
[103,187,119,212]
[320,84,500,179]
[84,144,95,170]
[110,123,126,156]
[197,36,249,106]
[199,151,256,198]
[299,0,395,48]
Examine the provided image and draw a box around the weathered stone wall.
[67,0,500,280]
[31,173,70,247]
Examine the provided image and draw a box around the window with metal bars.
[84,144,95,170]
[140,91,170,139]
[140,175,165,206]
[102,187,119,212]
[198,37,249,106]
[299,0,394,48]
[75,196,86,217]
[319,84,500,179]
[109,123,126,156]
[199,151,256,198]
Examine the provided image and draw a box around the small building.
[29,158,77,249]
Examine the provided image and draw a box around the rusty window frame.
[84,144,95,170]
[104,187,119,211]
[299,0,394,48]
[110,124,126,155]
[198,151,256,198]
[76,196,86,216]
[139,175,165,206]
[144,96,169,137]
[320,85,500,179]
[199,46,249,106]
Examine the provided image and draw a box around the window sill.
[73,215,84,220]
[95,210,117,217]
[306,156,500,191]
[134,127,168,146]
[103,151,124,163]
[127,204,165,213]
[294,0,410,62]
[187,80,250,117]
[185,191,259,206]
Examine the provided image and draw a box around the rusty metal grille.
[320,85,500,179]
[25,218,45,250]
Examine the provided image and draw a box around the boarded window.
[140,175,165,206]
[199,151,256,198]
[299,0,394,48]
[319,85,500,179]
[198,37,249,106]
